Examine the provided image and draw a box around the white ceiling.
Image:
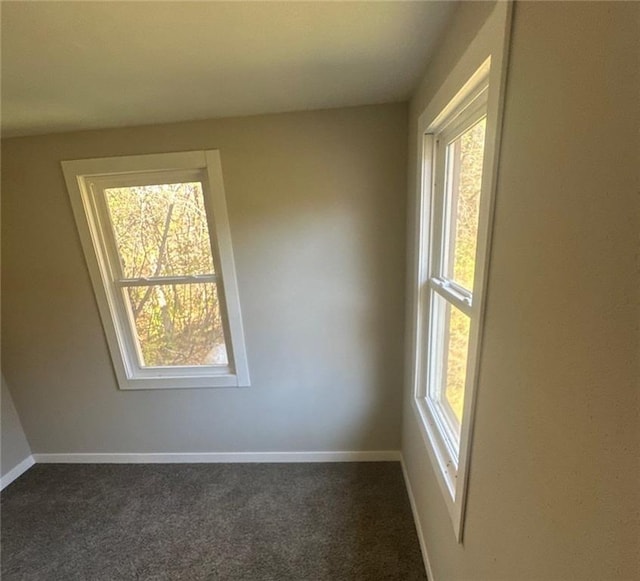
[1,1,455,137]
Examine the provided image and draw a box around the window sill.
[117,374,250,390]
[412,397,457,500]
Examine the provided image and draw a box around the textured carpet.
[1,462,426,580]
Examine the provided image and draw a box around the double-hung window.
[412,54,507,540]
[63,150,250,389]
[424,86,487,456]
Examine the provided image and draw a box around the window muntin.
[63,151,250,389]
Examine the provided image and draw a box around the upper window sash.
[89,172,219,283]
[429,90,488,294]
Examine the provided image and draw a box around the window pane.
[428,292,471,427]
[443,117,486,291]
[104,182,215,279]
[125,282,228,367]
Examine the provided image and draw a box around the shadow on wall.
[1,376,32,478]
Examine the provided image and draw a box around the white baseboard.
[401,456,435,581]
[32,450,401,464]
[0,455,35,491]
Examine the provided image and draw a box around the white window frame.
[62,150,250,390]
[409,1,512,543]
[423,86,488,456]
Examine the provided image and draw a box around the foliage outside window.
[105,182,227,368]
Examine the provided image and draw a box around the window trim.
[409,0,512,542]
[62,150,250,390]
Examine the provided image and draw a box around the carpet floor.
[1,462,426,580]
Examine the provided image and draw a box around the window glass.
[126,282,228,367]
[428,292,471,429]
[443,299,470,423]
[443,118,486,291]
[104,182,215,279]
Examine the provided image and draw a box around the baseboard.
[401,455,436,581]
[0,455,35,491]
[32,450,401,464]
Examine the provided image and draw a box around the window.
[62,151,250,389]
[410,56,507,541]
[424,92,487,454]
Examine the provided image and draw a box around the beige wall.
[403,1,639,580]
[1,103,408,454]
[1,376,32,477]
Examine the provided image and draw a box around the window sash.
[120,280,229,370]
[425,97,487,451]
[90,172,218,281]
[89,172,234,376]
[425,289,474,452]
[424,292,463,457]
[417,83,489,480]
[430,92,488,294]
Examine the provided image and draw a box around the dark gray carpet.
[1,462,426,581]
